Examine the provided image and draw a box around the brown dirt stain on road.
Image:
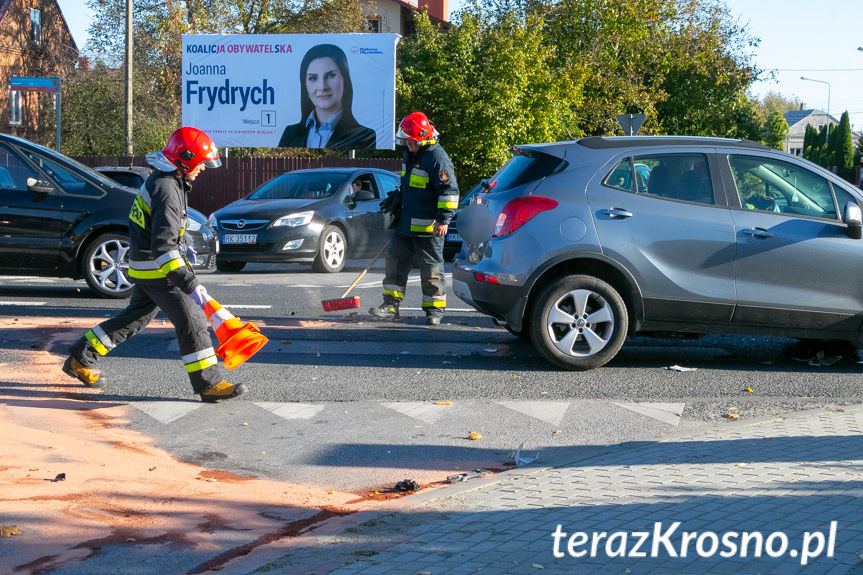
[0,317,464,575]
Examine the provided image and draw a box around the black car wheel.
[529,274,628,370]
[443,249,459,262]
[82,232,133,298]
[216,259,246,273]
[313,225,347,273]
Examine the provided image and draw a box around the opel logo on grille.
[237,220,246,229]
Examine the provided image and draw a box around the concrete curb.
[208,402,863,575]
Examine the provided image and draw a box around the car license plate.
[446,233,462,242]
[223,234,256,244]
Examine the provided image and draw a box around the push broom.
[321,242,389,312]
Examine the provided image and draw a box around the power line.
[767,68,863,72]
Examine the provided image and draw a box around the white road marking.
[131,401,204,424]
[497,401,572,426]
[0,301,47,306]
[255,402,325,420]
[381,401,451,424]
[223,304,272,309]
[613,402,685,427]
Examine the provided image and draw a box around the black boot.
[425,315,441,326]
[370,301,400,320]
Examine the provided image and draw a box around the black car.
[94,165,218,271]
[211,168,397,273]
[0,135,206,298]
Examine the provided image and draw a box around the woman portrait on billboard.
[277,43,377,149]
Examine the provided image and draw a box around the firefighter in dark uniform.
[371,111,459,326]
[63,127,247,402]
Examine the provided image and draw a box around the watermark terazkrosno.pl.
[552,521,837,566]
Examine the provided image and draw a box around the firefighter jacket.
[127,170,199,294]
[396,143,459,237]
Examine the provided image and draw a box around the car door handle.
[742,227,773,238]
[600,207,633,219]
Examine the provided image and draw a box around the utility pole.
[124,0,133,155]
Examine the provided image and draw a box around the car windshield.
[248,172,347,200]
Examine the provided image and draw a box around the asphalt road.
[2,260,862,493]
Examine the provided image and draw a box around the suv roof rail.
[577,136,770,150]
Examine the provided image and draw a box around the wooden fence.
[74,155,402,216]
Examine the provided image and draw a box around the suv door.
[724,153,863,331]
[0,143,63,271]
[588,152,736,324]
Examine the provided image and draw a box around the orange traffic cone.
[201,296,268,369]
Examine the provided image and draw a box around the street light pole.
[801,76,831,143]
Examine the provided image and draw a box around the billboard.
[181,33,398,150]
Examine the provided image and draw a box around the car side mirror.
[844,201,862,239]
[354,190,375,202]
[26,177,54,194]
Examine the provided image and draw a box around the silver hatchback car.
[453,136,863,370]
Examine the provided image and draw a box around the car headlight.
[273,211,314,227]
[186,219,202,232]
[208,213,218,228]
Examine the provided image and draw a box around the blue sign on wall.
[10,76,60,92]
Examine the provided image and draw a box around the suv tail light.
[493,196,558,237]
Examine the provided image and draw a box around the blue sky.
[58,0,863,132]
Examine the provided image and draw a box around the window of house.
[31,8,41,44]
[362,18,381,33]
[9,90,22,125]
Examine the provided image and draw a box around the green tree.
[829,111,854,181]
[541,0,760,137]
[69,0,370,154]
[399,7,579,189]
[763,110,788,150]
[802,123,818,161]
[760,90,802,116]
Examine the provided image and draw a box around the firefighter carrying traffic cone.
[63,127,248,402]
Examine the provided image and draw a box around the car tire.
[443,249,458,262]
[216,259,246,273]
[313,225,347,273]
[528,274,628,370]
[81,232,134,299]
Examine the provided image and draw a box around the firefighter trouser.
[69,282,221,393]
[382,233,446,317]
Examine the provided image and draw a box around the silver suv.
[453,136,863,370]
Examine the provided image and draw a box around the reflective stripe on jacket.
[396,143,459,237]
[128,170,197,292]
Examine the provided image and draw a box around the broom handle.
[340,242,389,298]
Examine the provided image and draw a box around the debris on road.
[446,469,490,483]
[1,525,21,537]
[666,365,697,372]
[508,443,538,467]
[467,431,482,440]
[395,479,420,492]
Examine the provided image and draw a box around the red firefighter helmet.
[396,112,437,146]
[161,127,221,173]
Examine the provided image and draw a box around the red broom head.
[321,296,360,312]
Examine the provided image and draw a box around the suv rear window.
[488,149,565,192]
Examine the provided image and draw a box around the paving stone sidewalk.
[239,405,863,575]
